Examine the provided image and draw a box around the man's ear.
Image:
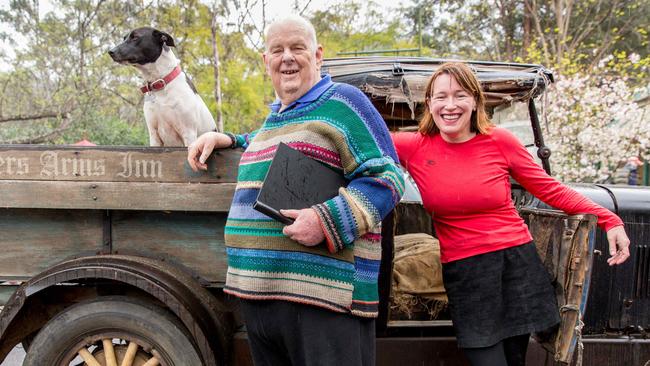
[315,44,324,69]
[154,30,176,47]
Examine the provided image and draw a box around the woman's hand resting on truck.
[606,225,631,266]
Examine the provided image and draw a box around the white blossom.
[544,69,647,183]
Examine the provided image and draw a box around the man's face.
[263,22,323,106]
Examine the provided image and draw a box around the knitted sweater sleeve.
[233,129,258,149]
[493,128,623,231]
[312,85,405,253]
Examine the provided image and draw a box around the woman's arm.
[494,128,630,265]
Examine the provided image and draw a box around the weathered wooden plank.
[0,145,241,183]
[0,209,104,279]
[0,180,236,212]
[111,211,228,283]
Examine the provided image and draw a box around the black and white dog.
[109,27,215,147]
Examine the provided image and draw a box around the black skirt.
[442,242,560,348]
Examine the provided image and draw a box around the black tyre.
[23,296,204,366]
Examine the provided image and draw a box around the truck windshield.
[492,101,534,147]
[492,101,543,166]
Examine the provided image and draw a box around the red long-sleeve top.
[392,128,623,263]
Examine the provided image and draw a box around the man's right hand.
[187,132,232,171]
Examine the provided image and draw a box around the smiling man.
[264,19,323,111]
[188,15,404,366]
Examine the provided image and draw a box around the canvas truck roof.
[322,56,554,123]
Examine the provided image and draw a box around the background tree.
[400,0,649,76]
[311,1,413,57]
[543,62,648,183]
[0,0,155,144]
[0,0,271,144]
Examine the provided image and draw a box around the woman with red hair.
[392,62,630,366]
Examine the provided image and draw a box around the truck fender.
[0,255,232,366]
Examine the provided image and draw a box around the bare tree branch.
[299,0,313,16]
[588,14,638,69]
[0,111,69,123]
[4,115,72,144]
[526,0,551,66]
[211,2,224,132]
[104,88,139,107]
[567,0,611,53]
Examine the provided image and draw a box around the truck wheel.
[23,296,204,366]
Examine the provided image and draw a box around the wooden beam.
[0,145,241,183]
[0,180,236,212]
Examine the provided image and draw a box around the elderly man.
[188,15,403,366]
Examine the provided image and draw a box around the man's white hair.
[264,15,318,52]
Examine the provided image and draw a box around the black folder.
[254,143,348,225]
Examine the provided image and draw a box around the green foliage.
[56,115,150,146]
[401,0,649,82]
[310,2,416,57]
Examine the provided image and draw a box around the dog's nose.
[108,48,115,57]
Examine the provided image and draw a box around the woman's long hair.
[418,62,494,136]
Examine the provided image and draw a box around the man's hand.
[187,132,232,171]
[606,225,631,266]
[281,208,325,246]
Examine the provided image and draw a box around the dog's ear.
[153,30,176,48]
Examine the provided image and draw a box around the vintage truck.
[0,57,647,366]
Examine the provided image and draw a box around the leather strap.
[140,65,182,93]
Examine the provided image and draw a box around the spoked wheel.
[68,335,161,366]
[24,297,204,366]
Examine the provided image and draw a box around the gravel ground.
[1,345,25,365]
[0,307,25,365]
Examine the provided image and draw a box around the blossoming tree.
[544,54,649,183]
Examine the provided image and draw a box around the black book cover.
[254,143,348,225]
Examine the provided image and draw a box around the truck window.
[492,101,543,166]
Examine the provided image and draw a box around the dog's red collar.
[140,65,182,93]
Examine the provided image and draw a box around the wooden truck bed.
[0,145,239,286]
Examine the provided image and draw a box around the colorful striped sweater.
[223,82,404,317]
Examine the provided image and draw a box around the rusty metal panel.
[0,208,103,280]
[232,332,254,366]
[234,334,552,366]
[393,202,433,236]
[111,211,228,284]
[521,208,597,363]
[604,217,650,330]
[376,337,467,366]
[584,216,650,333]
[579,339,650,365]
[375,337,650,365]
[0,286,17,306]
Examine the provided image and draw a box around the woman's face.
[428,73,477,143]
